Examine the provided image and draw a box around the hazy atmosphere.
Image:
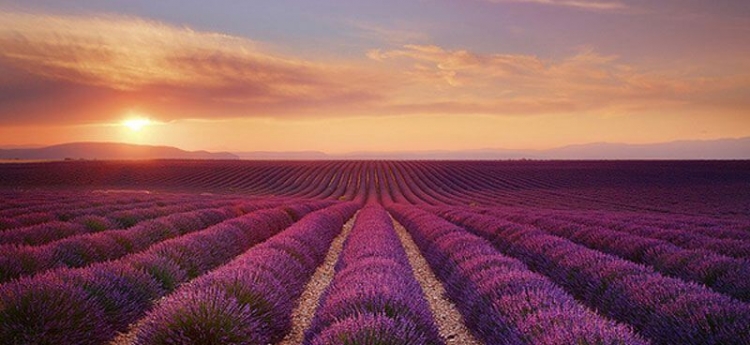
[1,0,749,154]
[2,3,750,343]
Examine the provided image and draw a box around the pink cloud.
[484,0,628,11]
[0,11,747,126]
[367,44,750,116]
[0,12,386,124]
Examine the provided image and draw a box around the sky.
[0,0,749,153]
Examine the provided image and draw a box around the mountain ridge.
[1,137,748,161]
[0,142,238,160]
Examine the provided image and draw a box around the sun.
[123,118,152,132]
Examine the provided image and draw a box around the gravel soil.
[277,212,357,345]
[392,217,482,345]
[109,311,145,345]
[110,211,480,345]
[110,214,358,345]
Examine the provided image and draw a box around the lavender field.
[1,160,749,345]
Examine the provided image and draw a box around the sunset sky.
[1,0,749,153]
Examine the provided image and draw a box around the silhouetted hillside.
[0,142,238,160]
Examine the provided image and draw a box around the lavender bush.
[0,203,317,344]
[434,208,750,345]
[304,204,444,345]
[391,204,649,345]
[135,202,358,344]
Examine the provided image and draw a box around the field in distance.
[0,160,749,345]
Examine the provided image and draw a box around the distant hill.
[1,137,747,161]
[542,137,750,160]
[0,142,238,160]
[233,151,330,160]
[232,137,750,160]
[338,148,530,160]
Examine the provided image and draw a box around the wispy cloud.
[368,44,545,87]
[347,21,429,45]
[0,10,747,127]
[0,11,385,123]
[484,0,628,11]
[368,44,750,115]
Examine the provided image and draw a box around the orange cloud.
[368,44,750,116]
[368,44,545,86]
[0,12,350,91]
[0,12,385,124]
[0,11,748,128]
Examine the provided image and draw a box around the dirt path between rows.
[278,212,357,345]
[112,212,479,345]
[392,217,481,345]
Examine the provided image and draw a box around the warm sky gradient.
[1,0,749,153]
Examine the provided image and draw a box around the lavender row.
[134,202,359,344]
[0,194,183,229]
[0,200,184,241]
[552,209,750,242]
[434,208,750,345]
[0,199,235,247]
[515,210,750,258]
[0,201,151,232]
[0,192,79,213]
[0,202,328,345]
[390,205,648,345]
[0,220,100,247]
[625,217,750,242]
[500,212,750,301]
[578,217,750,259]
[0,201,282,283]
[106,200,233,228]
[0,192,129,218]
[304,205,444,345]
[473,206,750,247]
[0,193,230,235]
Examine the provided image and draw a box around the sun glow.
[123,118,151,132]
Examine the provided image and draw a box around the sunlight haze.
[0,0,748,154]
